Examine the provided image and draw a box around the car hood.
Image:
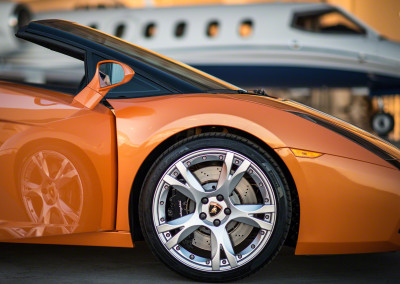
[220,94,400,164]
[225,92,400,162]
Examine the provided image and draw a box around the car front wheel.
[139,133,292,282]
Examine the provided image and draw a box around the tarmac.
[0,242,398,283]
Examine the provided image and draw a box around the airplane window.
[206,21,219,38]
[175,22,186,38]
[115,24,126,38]
[293,9,365,35]
[239,20,253,37]
[144,23,156,38]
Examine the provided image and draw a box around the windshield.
[37,20,240,92]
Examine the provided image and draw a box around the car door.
[0,37,117,241]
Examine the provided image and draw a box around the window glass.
[0,43,85,95]
[175,22,186,38]
[293,9,365,35]
[115,24,126,38]
[206,21,219,38]
[144,23,156,38]
[106,74,170,98]
[239,20,253,37]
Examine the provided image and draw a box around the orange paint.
[0,71,399,255]
[0,81,117,242]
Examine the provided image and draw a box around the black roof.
[17,20,239,94]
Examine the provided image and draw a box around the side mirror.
[73,60,134,109]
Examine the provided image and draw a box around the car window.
[38,20,240,92]
[0,43,85,95]
[106,74,170,98]
[293,9,365,35]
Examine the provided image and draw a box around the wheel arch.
[128,125,300,246]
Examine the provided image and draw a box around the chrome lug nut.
[217,194,224,201]
[213,219,221,227]
[224,208,231,215]
[201,197,209,204]
[199,212,207,220]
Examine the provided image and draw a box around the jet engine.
[0,2,31,57]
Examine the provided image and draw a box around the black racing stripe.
[289,111,400,171]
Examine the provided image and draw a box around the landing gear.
[371,97,395,137]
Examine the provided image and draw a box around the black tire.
[139,133,292,282]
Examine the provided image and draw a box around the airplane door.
[290,8,376,71]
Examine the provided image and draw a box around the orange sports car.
[0,20,399,282]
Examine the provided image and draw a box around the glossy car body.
[0,20,399,260]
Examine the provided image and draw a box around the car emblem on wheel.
[209,202,222,217]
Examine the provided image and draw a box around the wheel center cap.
[201,197,228,224]
[209,202,223,217]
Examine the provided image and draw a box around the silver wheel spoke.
[157,213,194,233]
[233,204,275,214]
[231,204,274,230]
[216,152,234,189]
[232,215,272,231]
[176,161,206,198]
[165,222,201,249]
[217,153,250,196]
[211,226,237,271]
[163,163,206,202]
[163,175,196,201]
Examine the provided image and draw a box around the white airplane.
[80,2,398,92]
[0,1,399,134]
[1,1,400,90]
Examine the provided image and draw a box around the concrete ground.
[0,242,398,283]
